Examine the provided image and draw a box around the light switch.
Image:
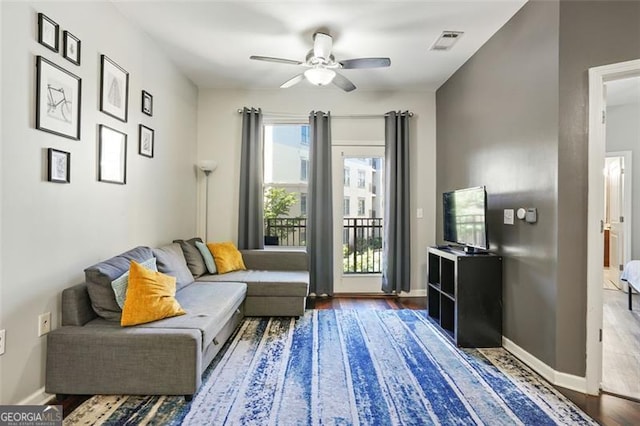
[504,209,514,225]
[416,208,423,219]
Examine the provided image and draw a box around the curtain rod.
[236,109,413,118]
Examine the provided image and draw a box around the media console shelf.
[427,246,503,347]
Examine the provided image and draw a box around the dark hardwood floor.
[57,296,640,424]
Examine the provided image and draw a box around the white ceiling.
[606,77,640,107]
[113,0,527,92]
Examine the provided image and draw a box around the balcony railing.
[264,217,382,274]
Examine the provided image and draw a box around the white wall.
[197,88,436,296]
[606,102,640,259]
[0,1,198,404]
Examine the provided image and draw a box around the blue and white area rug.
[65,310,596,425]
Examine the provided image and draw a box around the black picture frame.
[62,31,81,66]
[36,56,82,140]
[142,90,153,116]
[47,148,70,183]
[100,55,129,123]
[139,124,154,158]
[98,125,127,185]
[37,13,59,52]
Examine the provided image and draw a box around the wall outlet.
[416,208,424,219]
[38,312,51,337]
[0,329,5,355]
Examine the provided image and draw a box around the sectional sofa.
[45,239,309,400]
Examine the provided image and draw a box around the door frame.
[586,59,640,395]
[605,151,632,291]
[332,143,385,293]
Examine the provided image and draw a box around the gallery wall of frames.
[36,11,155,185]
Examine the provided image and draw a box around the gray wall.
[606,102,640,260]
[556,0,640,375]
[436,0,560,369]
[437,0,640,376]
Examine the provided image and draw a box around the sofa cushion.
[153,243,195,291]
[208,241,246,274]
[131,281,247,347]
[85,246,154,321]
[197,270,308,297]
[121,261,186,327]
[111,257,157,309]
[173,238,207,278]
[195,241,217,274]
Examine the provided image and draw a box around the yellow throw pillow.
[121,260,186,327]
[207,241,246,274]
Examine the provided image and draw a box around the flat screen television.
[443,186,489,253]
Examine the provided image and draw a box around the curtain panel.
[237,107,264,250]
[382,111,411,293]
[308,111,334,296]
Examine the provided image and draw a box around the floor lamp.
[198,160,217,240]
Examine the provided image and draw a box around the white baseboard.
[502,336,587,393]
[16,387,54,405]
[400,289,427,298]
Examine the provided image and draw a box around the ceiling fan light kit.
[304,67,336,86]
[250,31,390,92]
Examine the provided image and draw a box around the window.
[300,158,309,181]
[343,197,350,216]
[263,123,309,247]
[358,198,366,216]
[357,170,366,188]
[344,167,350,186]
[300,125,310,145]
[300,193,307,216]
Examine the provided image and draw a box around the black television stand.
[427,246,503,347]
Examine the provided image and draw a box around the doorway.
[332,145,385,293]
[587,60,640,398]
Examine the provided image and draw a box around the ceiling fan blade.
[280,74,305,89]
[313,32,333,61]
[332,72,356,92]
[250,55,303,66]
[339,57,391,69]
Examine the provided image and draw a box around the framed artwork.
[47,148,70,183]
[100,55,129,122]
[139,124,154,158]
[36,56,82,140]
[62,31,81,65]
[98,125,127,185]
[38,13,59,52]
[141,90,153,116]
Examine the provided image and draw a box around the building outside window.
[300,125,309,145]
[343,197,350,216]
[300,158,308,181]
[358,197,366,216]
[344,167,350,186]
[300,193,307,216]
[357,170,366,188]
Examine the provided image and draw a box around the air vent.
[430,31,464,51]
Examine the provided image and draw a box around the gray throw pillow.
[153,243,196,291]
[173,238,207,278]
[85,246,154,321]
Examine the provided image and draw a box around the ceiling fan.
[250,32,390,92]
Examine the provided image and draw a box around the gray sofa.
[45,241,308,400]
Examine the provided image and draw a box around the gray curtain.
[237,107,264,250]
[382,111,411,293]
[308,111,333,296]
